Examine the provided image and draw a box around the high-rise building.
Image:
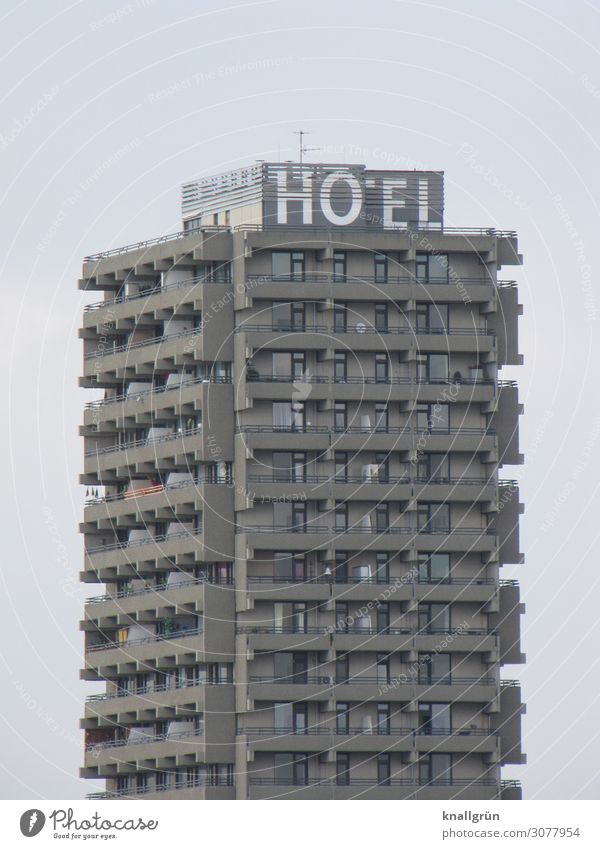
[79,162,525,800]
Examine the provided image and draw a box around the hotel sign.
[262,163,444,230]
[181,162,444,230]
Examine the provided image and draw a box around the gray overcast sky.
[1,0,599,800]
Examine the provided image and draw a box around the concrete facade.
[79,162,525,800]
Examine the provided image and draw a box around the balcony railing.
[85,574,232,604]
[86,727,203,752]
[246,575,496,586]
[245,273,497,287]
[86,677,230,701]
[247,474,494,486]
[248,674,496,686]
[238,725,495,737]
[84,474,232,506]
[235,324,494,337]
[85,774,233,799]
[85,426,201,458]
[248,777,498,787]
[83,224,515,264]
[84,327,202,360]
[236,425,496,436]
[236,625,493,637]
[236,524,495,536]
[84,272,229,312]
[85,526,202,555]
[244,374,494,386]
[86,626,202,653]
[84,375,231,410]
[83,225,231,262]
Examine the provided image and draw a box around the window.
[289,603,308,633]
[293,703,307,733]
[375,303,388,331]
[418,552,451,583]
[274,753,308,785]
[155,771,169,791]
[272,352,304,379]
[416,302,448,333]
[375,403,388,433]
[336,653,349,684]
[416,402,449,433]
[419,753,452,786]
[333,303,347,332]
[272,302,306,330]
[376,652,390,683]
[272,251,305,281]
[417,502,450,534]
[335,602,349,632]
[273,452,307,482]
[417,354,449,383]
[274,651,308,684]
[375,353,389,383]
[336,752,350,785]
[211,361,231,381]
[273,501,307,531]
[335,501,348,531]
[375,552,390,584]
[374,252,388,283]
[418,702,451,735]
[334,351,347,382]
[419,652,451,684]
[416,252,449,283]
[376,602,390,634]
[375,452,389,483]
[272,401,305,431]
[272,554,307,582]
[334,452,348,482]
[418,603,450,634]
[333,251,347,282]
[377,753,391,785]
[334,401,347,432]
[336,702,350,734]
[377,702,390,734]
[416,452,450,483]
[375,503,389,532]
[335,551,349,581]
[208,663,233,684]
[292,352,306,380]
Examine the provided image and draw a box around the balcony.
[239,725,498,755]
[85,774,235,801]
[246,674,498,704]
[244,473,496,505]
[236,324,495,355]
[80,676,235,728]
[84,726,204,768]
[241,374,495,404]
[83,579,234,631]
[243,273,497,306]
[83,527,204,574]
[235,425,496,455]
[236,522,496,556]
[84,426,202,475]
[246,776,502,801]
[245,574,496,605]
[82,327,204,380]
[83,376,232,428]
[82,272,230,328]
[237,625,495,654]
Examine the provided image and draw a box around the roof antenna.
[294,130,320,164]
